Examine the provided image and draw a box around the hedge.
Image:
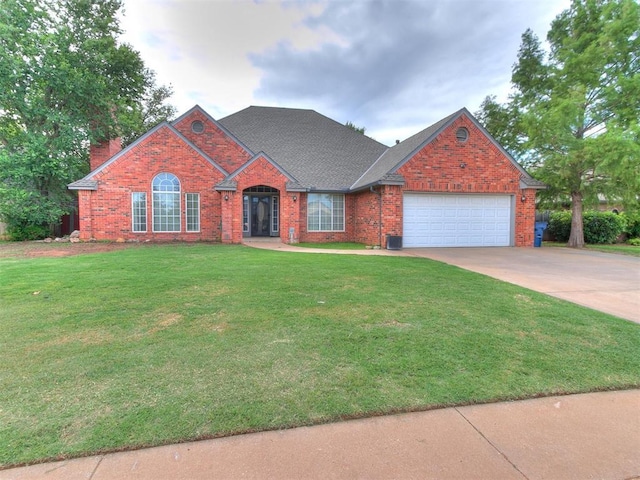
[548,210,625,244]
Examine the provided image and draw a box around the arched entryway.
[242,186,280,237]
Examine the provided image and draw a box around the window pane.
[332,194,344,230]
[307,193,344,232]
[243,196,249,232]
[271,196,279,233]
[152,173,180,192]
[307,194,320,231]
[152,173,181,232]
[153,192,180,232]
[132,192,147,232]
[186,193,200,232]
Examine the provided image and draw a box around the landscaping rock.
[70,230,80,238]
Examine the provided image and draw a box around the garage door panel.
[403,194,512,247]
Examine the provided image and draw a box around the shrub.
[7,223,50,241]
[627,238,640,246]
[547,211,572,242]
[583,211,625,244]
[622,212,640,239]
[547,210,625,244]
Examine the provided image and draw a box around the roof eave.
[68,180,98,190]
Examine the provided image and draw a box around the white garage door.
[403,194,512,247]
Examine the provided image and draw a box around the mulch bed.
[0,241,140,258]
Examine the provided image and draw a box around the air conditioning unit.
[386,235,402,250]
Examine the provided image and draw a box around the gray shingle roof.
[218,106,388,191]
[68,104,544,194]
[351,111,459,190]
[68,178,98,190]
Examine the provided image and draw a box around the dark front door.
[251,196,271,236]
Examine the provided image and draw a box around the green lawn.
[296,242,367,249]
[544,241,640,257]
[1,244,638,467]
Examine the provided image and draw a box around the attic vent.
[456,127,469,143]
[191,120,204,134]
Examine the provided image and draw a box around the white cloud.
[120,0,570,146]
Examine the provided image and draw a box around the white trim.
[131,192,147,233]
[185,193,200,233]
[307,193,345,232]
[152,173,181,233]
[271,195,279,233]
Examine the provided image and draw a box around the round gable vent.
[456,127,469,143]
[191,120,204,134]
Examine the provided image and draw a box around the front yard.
[1,243,638,467]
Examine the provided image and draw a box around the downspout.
[370,186,382,248]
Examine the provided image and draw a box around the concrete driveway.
[406,247,640,324]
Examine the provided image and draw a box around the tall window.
[307,193,344,231]
[132,192,147,232]
[271,195,279,233]
[185,193,200,232]
[152,173,180,232]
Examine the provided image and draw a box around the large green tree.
[0,0,174,237]
[477,0,640,247]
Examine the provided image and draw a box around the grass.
[1,244,638,467]
[296,242,367,249]
[544,241,640,257]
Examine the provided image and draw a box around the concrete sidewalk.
[2,389,638,480]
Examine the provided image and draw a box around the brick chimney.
[90,137,122,171]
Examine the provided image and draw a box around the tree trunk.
[568,191,585,248]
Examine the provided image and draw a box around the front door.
[251,196,271,236]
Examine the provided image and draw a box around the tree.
[477,0,640,247]
[120,70,177,147]
[345,121,366,135]
[0,0,175,237]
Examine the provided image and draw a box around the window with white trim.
[307,193,344,231]
[152,173,181,232]
[132,192,147,232]
[271,195,279,233]
[185,193,200,232]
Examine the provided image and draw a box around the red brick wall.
[78,125,225,241]
[222,156,301,244]
[90,138,122,171]
[396,115,536,247]
[353,189,381,246]
[173,110,252,174]
[78,111,536,247]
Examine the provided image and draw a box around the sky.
[119,0,570,146]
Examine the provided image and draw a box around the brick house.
[68,105,544,247]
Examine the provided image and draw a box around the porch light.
[460,162,466,168]
[293,195,297,201]
[224,194,229,201]
[521,194,526,202]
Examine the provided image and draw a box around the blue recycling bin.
[534,222,548,247]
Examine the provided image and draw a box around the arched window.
[152,173,181,232]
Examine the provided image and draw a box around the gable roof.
[68,122,229,190]
[351,111,459,190]
[218,106,388,191]
[351,108,540,191]
[172,105,255,158]
[69,104,543,193]
[214,151,306,192]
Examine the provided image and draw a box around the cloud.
[250,0,569,144]
[120,0,569,146]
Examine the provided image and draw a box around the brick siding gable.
[398,114,521,194]
[173,107,253,174]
